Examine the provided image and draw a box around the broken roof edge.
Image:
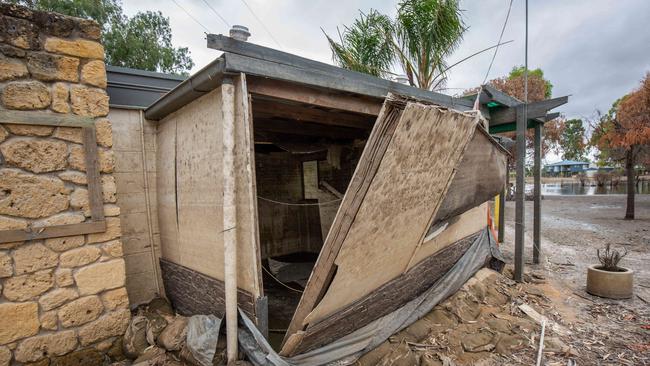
[145,35,475,121]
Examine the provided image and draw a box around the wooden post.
[221,78,238,362]
[498,169,506,244]
[514,105,525,282]
[533,121,542,264]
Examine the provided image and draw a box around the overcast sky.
[123,0,650,125]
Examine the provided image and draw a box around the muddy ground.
[499,194,650,365]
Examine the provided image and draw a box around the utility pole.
[514,0,528,283]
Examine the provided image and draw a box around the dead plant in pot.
[587,244,633,299]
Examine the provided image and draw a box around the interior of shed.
[249,86,377,347]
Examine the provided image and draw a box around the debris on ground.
[356,265,650,365]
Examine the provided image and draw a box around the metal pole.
[533,122,542,264]
[498,164,507,244]
[514,105,525,282]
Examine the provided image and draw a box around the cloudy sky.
[122,0,650,124]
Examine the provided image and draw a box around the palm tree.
[324,10,394,78]
[393,0,465,90]
[325,0,466,90]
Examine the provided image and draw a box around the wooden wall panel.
[109,108,161,304]
[302,105,480,326]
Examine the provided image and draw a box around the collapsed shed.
[141,34,519,357]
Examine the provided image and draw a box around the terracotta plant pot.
[586,264,634,299]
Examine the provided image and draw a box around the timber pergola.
[146,34,568,284]
[467,84,569,281]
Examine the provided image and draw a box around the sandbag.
[123,315,149,359]
[146,312,169,346]
[158,316,189,351]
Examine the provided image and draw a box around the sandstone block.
[40,311,57,330]
[13,242,58,274]
[3,124,53,136]
[101,240,123,258]
[70,85,109,117]
[0,169,69,218]
[44,235,84,252]
[69,187,88,212]
[87,217,120,243]
[101,175,117,203]
[0,216,27,231]
[1,81,51,110]
[80,60,106,88]
[68,144,114,173]
[94,119,112,147]
[0,44,26,58]
[51,82,70,114]
[44,37,104,59]
[32,212,85,228]
[27,52,79,82]
[52,347,103,365]
[39,288,79,311]
[0,302,39,344]
[58,295,103,328]
[14,330,77,362]
[74,258,125,295]
[59,246,100,268]
[52,126,81,143]
[76,19,102,40]
[0,14,39,50]
[2,270,53,301]
[101,287,128,311]
[30,9,74,38]
[0,54,28,81]
[0,251,12,278]
[57,171,87,185]
[103,204,120,217]
[0,138,67,173]
[78,309,130,346]
[0,125,7,143]
[54,268,74,287]
[0,346,10,366]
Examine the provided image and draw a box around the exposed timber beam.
[489,112,562,134]
[251,98,375,130]
[254,118,368,140]
[490,96,568,125]
[247,77,382,116]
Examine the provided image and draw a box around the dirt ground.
[499,194,650,365]
[357,195,650,366]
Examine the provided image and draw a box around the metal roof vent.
[230,25,251,42]
[395,75,409,85]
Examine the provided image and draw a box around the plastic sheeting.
[187,314,223,366]
[238,227,504,366]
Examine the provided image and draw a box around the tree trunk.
[625,148,635,220]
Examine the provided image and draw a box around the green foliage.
[104,11,193,74]
[10,0,193,74]
[560,118,587,161]
[9,0,122,28]
[508,66,553,98]
[394,0,465,89]
[324,0,465,90]
[325,10,394,78]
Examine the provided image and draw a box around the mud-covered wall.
[0,4,128,364]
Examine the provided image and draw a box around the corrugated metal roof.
[106,65,185,109]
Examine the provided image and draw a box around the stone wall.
[0,4,129,365]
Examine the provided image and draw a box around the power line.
[170,0,212,34]
[201,0,230,29]
[482,0,514,85]
[238,0,283,49]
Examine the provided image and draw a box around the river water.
[539,181,650,195]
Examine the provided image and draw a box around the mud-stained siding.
[108,108,161,305]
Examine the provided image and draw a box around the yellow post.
[494,194,500,233]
